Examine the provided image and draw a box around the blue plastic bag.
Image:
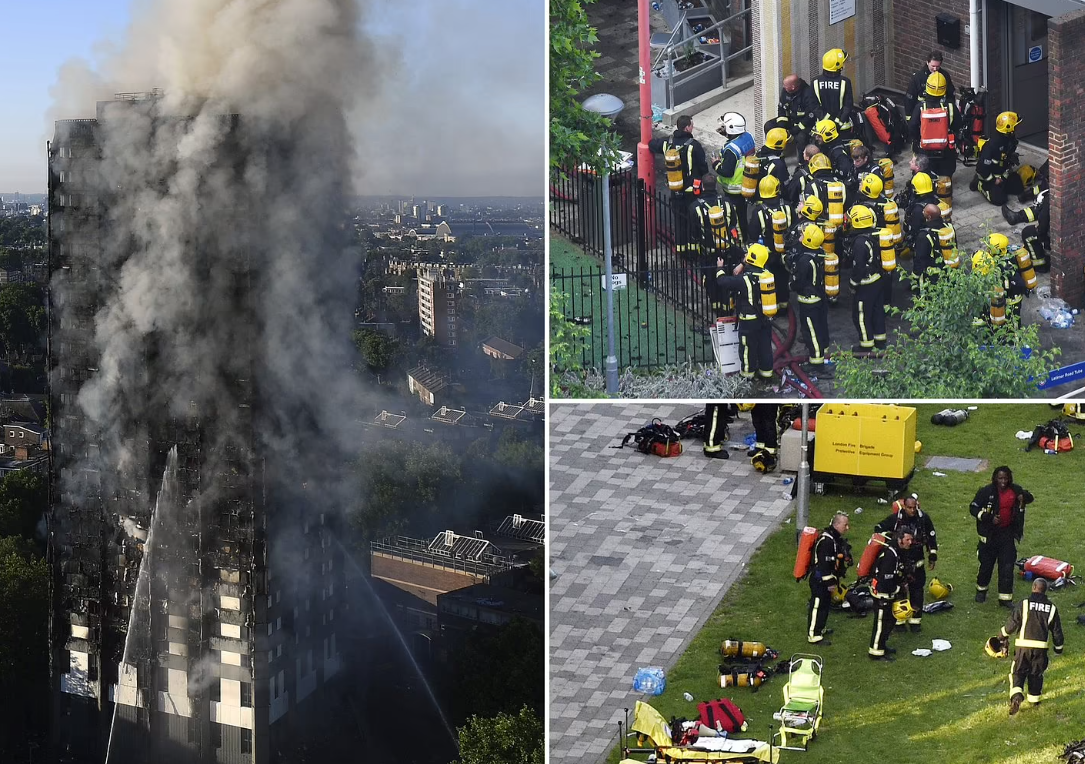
[633,667,667,696]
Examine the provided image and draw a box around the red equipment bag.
[1020,555,1074,581]
[865,105,892,145]
[794,526,818,581]
[650,440,684,457]
[919,105,951,150]
[791,418,817,431]
[856,532,888,578]
[697,698,748,733]
[1038,434,1073,452]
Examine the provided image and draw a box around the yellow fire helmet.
[808,153,832,174]
[831,582,849,607]
[801,223,825,249]
[860,174,884,199]
[758,174,781,199]
[996,111,1021,135]
[911,172,934,195]
[745,243,770,269]
[928,578,953,601]
[985,635,1008,659]
[765,127,790,151]
[813,118,839,144]
[799,195,824,221]
[822,48,848,72]
[972,250,994,275]
[986,232,1010,255]
[925,71,947,98]
[892,599,915,623]
[849,204,876,230]
[1019,164,1037,188]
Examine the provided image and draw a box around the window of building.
[329,609,334,622]
[267,622,273,637]
[277,644,283,658]
[211,723,222,748]
[241,681,252,707]
[276,616,282,631]
[241,729,252,754]
[211,680,221,702]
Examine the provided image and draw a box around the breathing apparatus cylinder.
[665,147,686,192]
[856,533,888,578]
[884,201,902,246]
[794,526,819,581]
[827,182,845,227]
[990,286,1007,326]
[720,640,772,659]
[878,158,895,198]
[936,176,953,219]
[939,227,960,268]
[759,270,778,317]
[879,228,897,272]
[771,209,787,253]
[742,156,761,199]
[823,250,840,301]
[1014,246,1037,291]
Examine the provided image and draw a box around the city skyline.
[0,0,545,197]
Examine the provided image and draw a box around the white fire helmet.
[721,112,747,138]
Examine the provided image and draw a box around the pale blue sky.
[0,0,545,197]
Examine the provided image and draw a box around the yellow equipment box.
[813,404,917,480]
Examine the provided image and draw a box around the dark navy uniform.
[807,523,849,643]
[1001,590,1064,708]
[874,499,938,628]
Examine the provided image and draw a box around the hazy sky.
[0,0,545,197]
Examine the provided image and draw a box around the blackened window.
[210,723,222,748]
[241,729,252,754]
[241,682,252,707]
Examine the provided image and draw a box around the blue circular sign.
[1029,46,1043,63]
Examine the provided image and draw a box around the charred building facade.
[47,94,347,764]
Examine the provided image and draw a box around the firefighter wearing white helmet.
[714,243,775,380]
[812,49,858,142]
[713,111,755,241]
[969,111,1037,205]
[788,223,831,365]
[847,204,886,351]
[874,493,939,632]
[869,528,914,661]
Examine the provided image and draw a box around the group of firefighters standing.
[649,49,1051,381]
[805,466,1063,715]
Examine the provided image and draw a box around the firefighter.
[812,118,856,186]
[903,172,939,255]
[713,112,755,242]
[847,205,886,351]
[874,493,938,632]
[786,148,829,206]
[812,49,858,142]
[768,74,819,157]
[909,72,959,186]
[912,203,946,286]
[691,175,745,316]
[970,111,1032,205]
[702,403,737,460]
[755,128,791,201]
[649,115,710,254]
[1003,189,1051,273]
[747,175,795,309]
[904,51,956,120]
[807,511,851,645]
[869,528,913,661]
[973,233,1028,327]
[789,223,830,366]
[715,244,775,382]
[850,174,895,311]
[850,145,888,205]
[1000,577,1064,715]
[749,403,781,472]
[971,465,1034,606]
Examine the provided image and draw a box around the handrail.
[651,13,690,69]
[654,6,750,64]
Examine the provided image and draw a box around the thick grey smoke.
[52,0,387,558]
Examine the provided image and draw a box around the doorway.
[1004,4,1050,148]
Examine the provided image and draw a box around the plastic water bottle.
[1044,449,1056,455]
[782,477,794,485]
[683,692,694,701]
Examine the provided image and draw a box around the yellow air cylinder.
[1015,247,1037,291]
[719,672,765,689]
[708,205,728,250]
[771,209,787,253]
[938,198,952,224]
[990,286,1007,326]
[884,200,902,246]
[721,640,772,659]
[936,176,953,219]
[824,250,840,300]
[759,270,778,317]
[878,158,895,198]
[822,226,836,256]
[939,226,960,268]
[742,155,761,199]
[879,228,897,272]
[665,147,685,193]
[827,181,845,227]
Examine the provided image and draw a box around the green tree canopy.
[550,0,619,172]
[0,282,46,359]
[352,328,402,373]
[0,535,48,759]
[452,706,543,764]
[448,619,544,722]
[0,470,47,541]
[835,266,1062,397]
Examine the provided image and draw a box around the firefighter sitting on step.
[969,111,1036,206]
[1000,577,1064,715]
[874,493,938,633]
[807,511,851,645]
[747,175,795,310]
[869,529,913,661]
[715,244,776,381]
[847,205,886,351]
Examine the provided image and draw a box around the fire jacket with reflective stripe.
[970,481,1033,540]
[1001,593,1064,652]
[714,267,765,323]
[787,246,825,303]
[812,525,848,584]
[848,232,881,286]
[812,72,855,122]
[976,132,1019,183]
[874,504,938,566]
[871,542,905,599]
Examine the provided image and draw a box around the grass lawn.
[611,403,1085,764]
[550,234,712,369]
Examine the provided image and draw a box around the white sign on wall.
[601,273,628,291]
[829,0,856,25]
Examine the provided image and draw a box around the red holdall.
[1019,555,1074,581]
[697,697,748,733]
[865,105,892,145]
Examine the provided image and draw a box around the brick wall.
[890,0,972,94]
[1048,8,1085,307]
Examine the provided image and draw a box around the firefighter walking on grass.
[971,465,1034,606]
[807,512,851,645]
[1000,577,1064,715]
[874,493,938,632]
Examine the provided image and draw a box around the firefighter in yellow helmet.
[754,127,792,202]
[851,173,896,311]
[747,175,795,308]
[812,118,856,182]
[909,71,960,220]
[869,528,914,661]
[974,233,1029,326]
[812,49,858,142]
[788,223,831,366]
[969,111,1035,205]
[788,150,832,206]
[905,51,956,119]
[848,204,886,350]
[715,244,775,380]
[1001,578,1064,715]
[903,171,939,255]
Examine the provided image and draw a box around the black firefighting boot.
[1002,205,1028,225]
